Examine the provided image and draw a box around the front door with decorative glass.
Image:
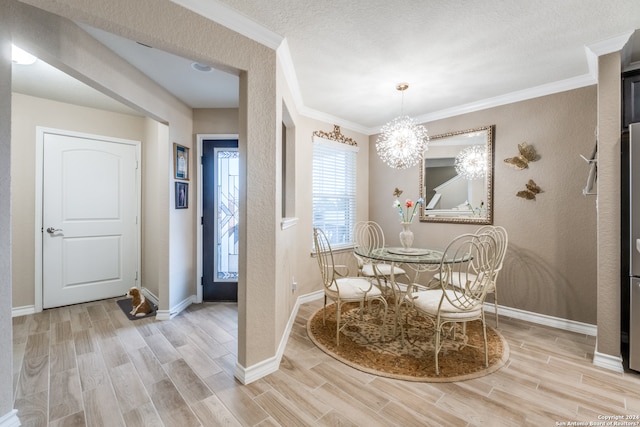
[202,139,239,301]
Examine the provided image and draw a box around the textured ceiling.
[12,1,640,134]
[210,0,640,131]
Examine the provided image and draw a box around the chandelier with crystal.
[376,83,429,169]
[454,145,487,180]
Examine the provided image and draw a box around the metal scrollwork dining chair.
[475,225,508,326]
[313,227,388,346]
[432,225,508,326]
[403,232,499,375]
[353,221,408,293]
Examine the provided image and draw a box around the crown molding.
[587,31,634,57]
[366,73,597,135]
[170,0,283,49]
[276,39,304,111]
[299,105,372,135]
[586,30,634,73]
[584,45,599,80]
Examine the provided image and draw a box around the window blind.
[312,138,358,250]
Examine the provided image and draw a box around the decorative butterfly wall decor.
[504,143,539,170]
[516,179,542,200]
[393,187,403,198]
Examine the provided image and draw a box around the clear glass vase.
[399,222,414,250]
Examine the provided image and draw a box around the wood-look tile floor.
[12,297,640,426]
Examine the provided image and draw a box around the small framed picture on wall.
[174,143,189,180]
[175,182,188,209]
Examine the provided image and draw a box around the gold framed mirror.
[419,125,494,224]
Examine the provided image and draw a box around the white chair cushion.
[409,289,481,320]
[327,277,383,299]
[361,263,406,277]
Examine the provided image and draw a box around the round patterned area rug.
[307,301,509,382]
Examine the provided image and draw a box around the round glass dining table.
[353,246,470,334]
[353,246,444,265]
[353,246,447,293]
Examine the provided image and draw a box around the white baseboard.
[155,310,171,321]
[0,409,20,427]
[141,287,159,306]
[12,305,35,318]
[234,290,324,384]
[489,303,628,373]
[297,290,325,305]
[593,349,624,373]
[235,354,279,385]
[485,302,597,336]
[156,294,195,321]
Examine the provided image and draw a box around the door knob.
[46,227,63,234]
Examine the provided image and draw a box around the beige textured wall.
[275,64,291,341]
[193,109,239,135]
[597,52,622,357]
[0,4,15,417]
[142,118,169,300]
[10,93,146,308]
[370,86,598,324]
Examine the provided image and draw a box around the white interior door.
[42,131,139,308]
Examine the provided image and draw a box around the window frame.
[312,136,359,252]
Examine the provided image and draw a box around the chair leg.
[482,314,489,368]
[323,295,327,326]
[434,323,441,376]
[375,296,388,342]
[393,300,401,337]
[399,302,406,346]
[398,299,416,347]
[493,289,499,328]
[335,301,342,346]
